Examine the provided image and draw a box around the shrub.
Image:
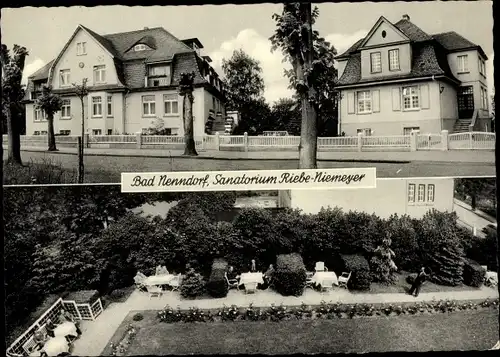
[180,269,206,299]
[132,313,143,321]
[463,258,486,287]
[207,259,229,298]
[465,226,498,271]
[387,214,421,271]
[369,237,397,284]
[341,255,371,291]
[273,253,307,296]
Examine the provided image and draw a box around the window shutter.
[420,84,430,109]
[372,90,380,113]
[347,92,355,114]
[392,88,401,111]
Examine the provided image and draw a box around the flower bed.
[109,324,138,356]
[157,298,499,324]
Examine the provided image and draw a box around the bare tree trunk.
[297,3,318,169]
[47,114,57,151]
[183,93,198,156]
[78,99,85,183]
[6,106,23,165]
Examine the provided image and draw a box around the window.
[34,108,46,121]
[481,59,486,77]
[61,99,71,118]
[107,129,113,135]
[77,42,87,56]
[142,95,156,116]
[427,184,435,202]
[212,97,216,110]
[403,127,420,136]
[356,128,372,136]
[402,86,419,110]
[60,69,70,86]
[148,65,168,76]
[59,130,71,135]
[34,131,40,135]
[93,65,106,83]
[481,87,488,110]
[92,96,103,117]
[163,94,179,115]
[389,49,400,71]
[417,184,425,202]
[40,131,48,135]
[134,44,149,51]
[357,91,372,113]
[457,55,468,73]
[107,96,113,117]
[370,52,382,73]
[92,129,102,135]
[408,184,416,203]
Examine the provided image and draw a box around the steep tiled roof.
[336,39,364,59]
[28,60,53,81]
[80,25,121,58]
[394,19,433,42]
[338,43,459,86]
[432,31,487,59]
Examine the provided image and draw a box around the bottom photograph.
[4,177,498,356]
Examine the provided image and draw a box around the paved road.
[3,150,495,184]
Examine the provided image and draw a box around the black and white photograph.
[1,1,495,184]
[3,178,498,355]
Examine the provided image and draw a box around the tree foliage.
[35,85,63,151]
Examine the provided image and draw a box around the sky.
[2,2,494,104]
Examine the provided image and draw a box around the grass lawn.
[104,309,498,355]
[352,272,483,295]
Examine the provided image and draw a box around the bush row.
[157,298,499,323]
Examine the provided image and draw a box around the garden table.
[54,321,78,338]
[239,272,264,285]
[311,271,338,287]
[144,274,175,286]
[42,336,69,356]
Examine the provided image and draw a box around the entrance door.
[457,86,474,119]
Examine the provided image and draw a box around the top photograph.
[1,1,495,185]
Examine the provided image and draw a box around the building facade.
[278,178,455,219]
[23,25,226,137]
[336,15,491,136]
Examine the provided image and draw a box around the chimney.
[402,14,410,21]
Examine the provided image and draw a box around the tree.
[232,98,272,135]
[455,178,496,211]
[271,3,319,168]
[35,85,63,151]
[179,72,197,156]
[370,236,398,284]
[1,44,28,165]
[270,97,301,134]
[73,78,88,183]
[221,49,265,111]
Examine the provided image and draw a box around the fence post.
[468,131,473,149]
[136,132,142,149]
[215,132,220,151]
[441,130,449,151]
[410,130,418,151]
[357,132,363,152]
[244,132,249,152]
[84,133,90,148]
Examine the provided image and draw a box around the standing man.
[409,267,428,297]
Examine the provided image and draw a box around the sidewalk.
[71,286,498,356]
[10,145,496,164]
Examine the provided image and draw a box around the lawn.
[103,309,498,355]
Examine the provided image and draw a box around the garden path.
[71,286,498,356]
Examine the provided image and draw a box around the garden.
[4,186,498,352]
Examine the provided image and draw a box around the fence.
[6,296,103,357]
[2,130,495,152]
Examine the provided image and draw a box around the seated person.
[258,264,274,289]
[46,320,56,338]
[58,309,81,335]
[33,330,47,350]
[226,266,239,281]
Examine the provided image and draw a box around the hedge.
[180,269,206,299]
[463,258,486,288]
[341,255,371,291]
[273,253,307,296]
[207,259,229,298]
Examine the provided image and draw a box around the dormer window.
[147,64,171,87]
[134,44,150,51]
[370,52,382,73]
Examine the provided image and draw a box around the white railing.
[417,134,443,151]
[449,132,496,150]
[3,132,495,152]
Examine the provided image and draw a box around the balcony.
[146,76,170,87]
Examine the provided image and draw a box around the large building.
[23,25,226,137]
[336,15,491,136]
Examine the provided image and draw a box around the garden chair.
[315,262,328,272]
[245,282,258,294]
[146,285,163,299]
[306,272,314,289]
[22,336,38,355]
[338,272,351,289]
[134,274,147,291]
[169,273,182,292]
[225,272,240,291]
[320,278,336,294]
